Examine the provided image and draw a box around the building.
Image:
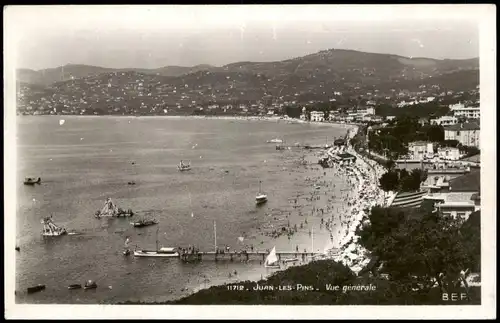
[444,122,480,148]
[408,141,434,160]
[449,103,480,119]
[422,167,470,192]
[299,107,307,120]
[418,117,429,126]
[430,116,458,126]
[310,111,325,122]
[423,169,480,220]
[437,146,461,161]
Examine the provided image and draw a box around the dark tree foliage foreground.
[358,206,481,303]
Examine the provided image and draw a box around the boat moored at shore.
[133,227,179,257]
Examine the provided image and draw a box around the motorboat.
[41,217,67,237]
[68,284,82,290]
[84,280,97,290]
[264,246,280,269]
[255,180,268,205]
[130,218,158,228]
[24,177,41,185]
[267,138,283,144]
[134,247,180,258]
[133,227,180,258]
[95,198,134,218]
[178,160,191,171]
[27,284,46,294]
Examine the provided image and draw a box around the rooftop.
[448,169,480,192]
[444,122,480,131]
[461,153,480,163]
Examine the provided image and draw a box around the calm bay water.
[15,116,351,304]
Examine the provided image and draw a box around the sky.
[6,5,483,70]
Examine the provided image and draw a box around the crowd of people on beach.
[323,128,386,273]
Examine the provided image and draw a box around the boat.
[123,237,131,256]
[134,247,180,257]
[130,218,158,227]
[178,160,191,171]
[94,198,134,218]
[255,181,268,205]
[27,284,46,294]
[133,227,179,258]
[24,177,41,185]
[15,246,20,251]
[264,246,280,269]
[41,216,67,237]
[84,280,97,290]
[267,138,283,144]
[283,257,300,263]
[68,284,82,290]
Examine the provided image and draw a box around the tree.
[358,207,480,303]
[385,159,396,171]
[425,125,445,142]
[379,171,399,192]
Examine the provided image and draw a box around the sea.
[14,116,353,304]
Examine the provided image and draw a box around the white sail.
[265,246,278,266]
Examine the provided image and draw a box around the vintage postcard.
[4,4,496,319]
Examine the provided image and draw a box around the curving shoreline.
[169,120,383,301]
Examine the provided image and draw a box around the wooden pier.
[179,250,335,262]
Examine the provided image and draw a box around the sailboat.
[264,246,280,269]
[134,227,179,257]
[178,160,191,171]
[255,181,268,205]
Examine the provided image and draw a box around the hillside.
[16,49,480,116]
[17,49,478,86]
[16,64,220,85]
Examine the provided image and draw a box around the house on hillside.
[444,122,480,148]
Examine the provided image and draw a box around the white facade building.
[431,116,458,126]
[444,122,480,148]
[437,147,461,160]
[408,141,434,160]
[449,103,480,119]
[310,111,325,122]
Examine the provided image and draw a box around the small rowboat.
[130,219,158,228]
[27,284,46,294]
[68,284,82,290]
[84,280,97,290]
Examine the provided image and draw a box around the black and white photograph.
[4,4,496,319]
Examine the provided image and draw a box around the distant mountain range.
[17,49,479,87]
